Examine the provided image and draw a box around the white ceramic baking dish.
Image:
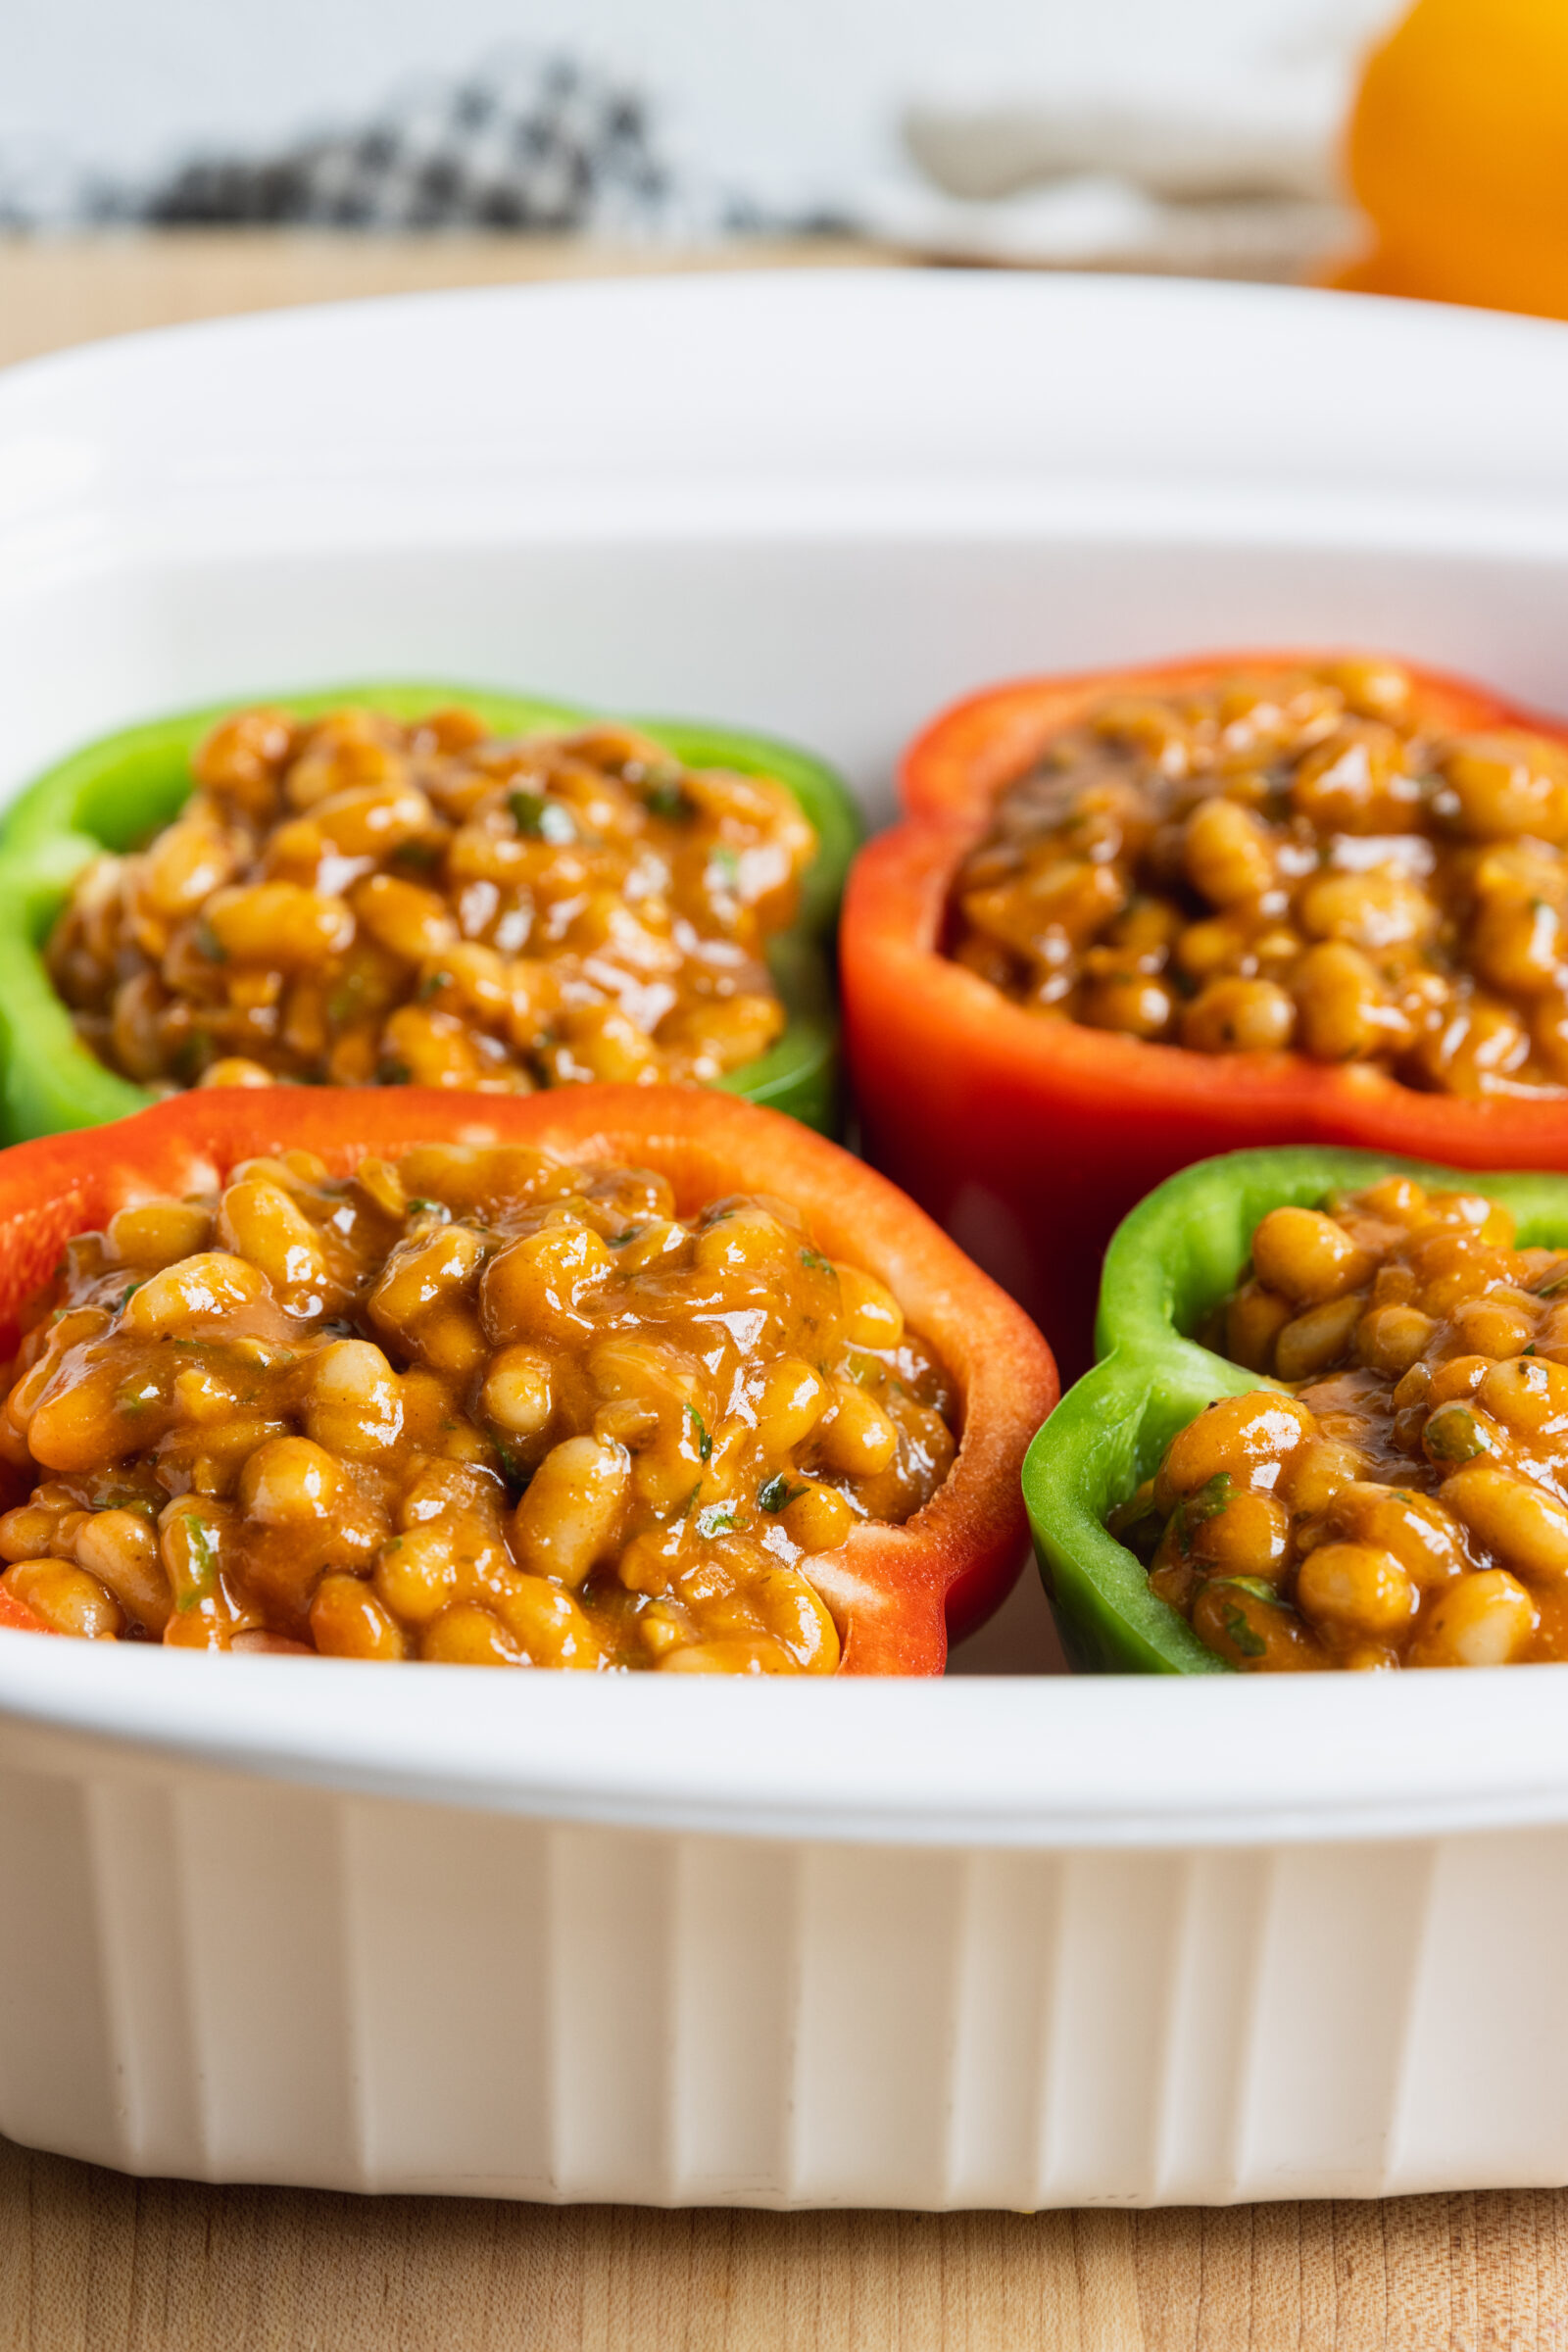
[4,270,1568,2207]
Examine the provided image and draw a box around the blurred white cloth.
[905,85,1342,204]
[862,173,1354,280]
[876,28,1386,277]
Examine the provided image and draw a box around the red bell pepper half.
[0,1086,1057,1673]
[842,651,1568,1375]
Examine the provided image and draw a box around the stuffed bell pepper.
[0,1086,1056,1674]
[0,684,861,1143]
[1028,1143,1568,1674]
[843,651,1568,1370]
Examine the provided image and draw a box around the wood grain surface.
[3,2136,1566,2351]
[1,230,1563,2352]
[0,230,903,372]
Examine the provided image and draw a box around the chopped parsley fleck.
[328,972,372,1025]
[510,789,577,845]
[759,1474,808,1514]
[1170,1472,1233,1557]
[686,1404,712,1462]
[176,1514,220,1610]
[1211,1577,1288,1660]
[696,1503,737,1540]
[1220,1602,1267,1660]
[799,1247,833,1275]
[1424,1403,1489,1462]
[646,777,697,822]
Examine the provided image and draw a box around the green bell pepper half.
[1023,1144,1568,1675]
[0,682,861,1145]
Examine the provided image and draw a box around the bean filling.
[948,659,1568,1096]
[1114,1177,1568,1670]
[0,1145,956,1671]
[48,706,815,1095]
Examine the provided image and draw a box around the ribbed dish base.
[2,1723,1562,2207]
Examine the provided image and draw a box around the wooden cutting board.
[0,230,904,372]
[1,231,1563,2352]
[2,2133,1563,2350]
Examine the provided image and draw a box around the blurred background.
[3,0,1566,361]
